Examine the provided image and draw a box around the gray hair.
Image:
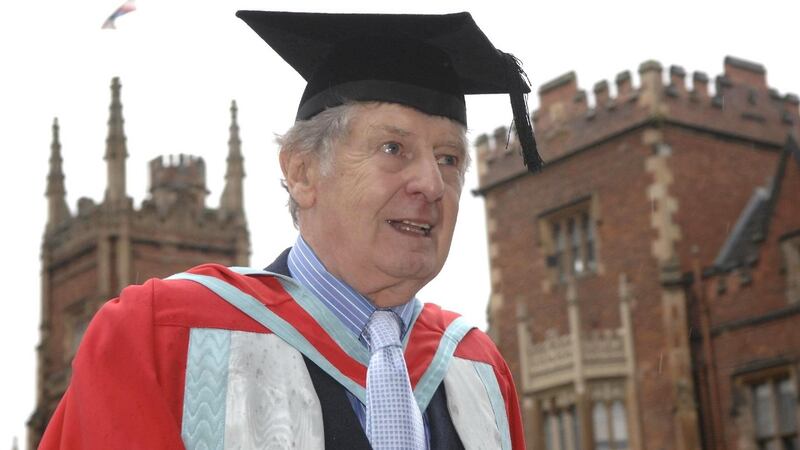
[276,102,471,227]
[276,103,359,227]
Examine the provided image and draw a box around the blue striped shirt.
[287,235,429,446]
[287,236,417,341]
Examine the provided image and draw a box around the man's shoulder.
[413,302,506,366]
[104,263,286,332]
[149,262,286,297]
[113,263,254,306]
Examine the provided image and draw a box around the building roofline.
[472,119,785,197]
[705,136,798,276]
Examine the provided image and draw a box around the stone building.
[27,77,250,449]
[475,57,799,450]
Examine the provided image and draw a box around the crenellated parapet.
[147,153,209,215]
[476,56,800,191]
[41,78,248,249]
[149,153,207,187]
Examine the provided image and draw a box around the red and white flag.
[102,0,136,29]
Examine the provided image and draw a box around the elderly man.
[40,10,542,450]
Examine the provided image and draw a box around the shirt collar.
[287,235,417,342]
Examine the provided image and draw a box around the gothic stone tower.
[27,78,250,449]
[475,57,799,450]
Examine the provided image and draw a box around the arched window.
[542,402,581,450]
[593,400,628,450]
[543,411,554,450]
[611,401,629,450]
[593,402,610,450]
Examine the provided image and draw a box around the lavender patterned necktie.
[364,310,426,450]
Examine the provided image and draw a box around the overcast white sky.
[1,0,798,446]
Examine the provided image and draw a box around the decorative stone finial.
[220,99,246,221]
[46,116,71,229]
[104,76,128,204]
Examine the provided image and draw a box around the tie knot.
[365,310,401,352]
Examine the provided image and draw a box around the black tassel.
[502,52,543,172]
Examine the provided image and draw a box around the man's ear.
[280,149,318,209]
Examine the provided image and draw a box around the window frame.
[780,232,800,304]
[735,366,800,450]
[540,196,599,284]
[539,393,582,450]
[591,399,629,450]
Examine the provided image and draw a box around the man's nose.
[406,153,445,202]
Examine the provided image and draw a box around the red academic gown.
[39,263,525,449]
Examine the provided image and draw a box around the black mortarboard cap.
[236,10,543,171]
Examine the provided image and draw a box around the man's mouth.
[386,219,433,237]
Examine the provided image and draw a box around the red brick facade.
[476,57,799,450]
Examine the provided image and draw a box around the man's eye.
[381,142,401,155]
[436,154,459,167]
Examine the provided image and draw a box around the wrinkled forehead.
[340,102,471,170]
[348,102,468,143]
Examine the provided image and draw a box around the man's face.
[301,103,467,306]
